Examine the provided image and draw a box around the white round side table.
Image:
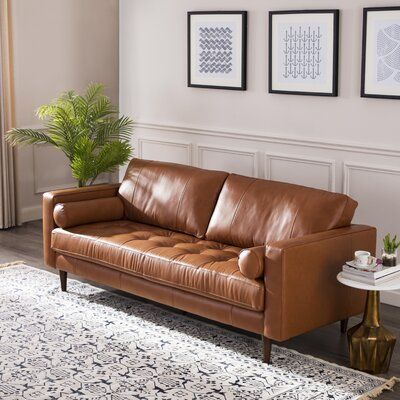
[337,272,400,374]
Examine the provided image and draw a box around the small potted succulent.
[382,234,400,267]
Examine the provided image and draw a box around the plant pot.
[382,251,397,267]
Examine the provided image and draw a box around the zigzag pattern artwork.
[282,26,323,80]
[198,27,233,74]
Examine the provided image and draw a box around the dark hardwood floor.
[0,220,399,398]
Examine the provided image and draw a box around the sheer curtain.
[0,0,16,229]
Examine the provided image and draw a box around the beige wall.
[120,0,400,146]
[12,0,119,222]
[120,0,400,306]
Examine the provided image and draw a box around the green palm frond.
[5,128,56,146]
[95,116,134,145]
[85,82,104,103]
[36,104,59,120]
[70,136,97,186]
[94,140,132,174]
[114,116,135,139]
[6,82,134,187]
[72,95,89,121]
[88,95,117,123]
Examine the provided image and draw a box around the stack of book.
[342,261,400,285]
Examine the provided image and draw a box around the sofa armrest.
[43,184,120,268]
[264,224,376,341]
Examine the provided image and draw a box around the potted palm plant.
[6,83,133,187]
[382,234,400,267]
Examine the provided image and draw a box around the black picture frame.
[268,9,339,97]
[187,11,247,90]
[361,6,400,100]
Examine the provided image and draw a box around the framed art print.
[361,7,400,99]
[188,11,247,90]
[269,10,339,96]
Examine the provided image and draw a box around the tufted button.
[130,232,154,240]
[148,236,181,247]
[174,243,205,254]
[200,249,239,262]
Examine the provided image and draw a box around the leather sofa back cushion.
[53,197,124,229]
[118,159,229,238]
[206,174,358,248]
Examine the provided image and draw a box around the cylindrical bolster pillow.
[238,246,265,279]
[53,196,124,229]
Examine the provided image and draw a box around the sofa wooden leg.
[340,318,349,333]
[263,336,272,364]
[59,270,67,292]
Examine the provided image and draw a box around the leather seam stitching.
[267,227,373,252]
[280,250,285,339]
[52,232,263,286]
[289,208,300,239]
[53,185,118,195]
[130,165,145,209]
[228,179,257,244]
[341,196,350,226]
[54,249,263,311]
[52,189,118,203]
[175,172,197,232]
[53,237,261,289]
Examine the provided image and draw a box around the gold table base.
[347,291,396,374]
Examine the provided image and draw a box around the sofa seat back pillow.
[206,174,358,249]
[238,246,265,279]
[118,158,228,239]
[53,197,124,229]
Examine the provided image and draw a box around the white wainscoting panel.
[138,138,192,165]
[197,145,259,177]
[344,162,400,307]
[33,144,76,193]
[343,162,400,235]
[265,153,336,191]
[135,122,400,158]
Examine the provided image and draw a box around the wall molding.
[33,143,76,193]
[196,144,260,177]
[381,291,400,308]
[34,182,75,194]
[137,138,193,165]
[134,121,400,158]
[343,162,400,195]
[265,152,336,192]
[19,205,42,224]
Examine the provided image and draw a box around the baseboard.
[18,205,42,224]
[381,290,400,307]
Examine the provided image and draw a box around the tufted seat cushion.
[51,220,265,311]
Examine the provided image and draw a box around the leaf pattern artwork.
[282,26,323,80]
[377,24,400,82]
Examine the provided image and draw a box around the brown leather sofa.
[43,158,376,363]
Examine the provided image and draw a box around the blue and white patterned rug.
[0,264,396,399]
